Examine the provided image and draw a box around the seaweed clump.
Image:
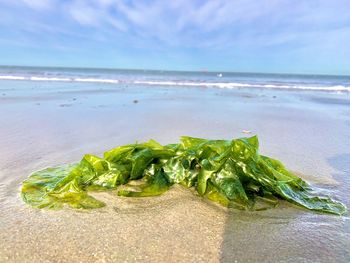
[21,136,347,215]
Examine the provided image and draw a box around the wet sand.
[0,80,349,262]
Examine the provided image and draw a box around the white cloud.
[68,1,100,26]
[21,0,55,11]
[97,0,114,7]
[3,0,350,53]
[67,0,127,31]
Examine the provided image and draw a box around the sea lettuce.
[21,136,347,215]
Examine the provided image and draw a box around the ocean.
[0,66,350,92]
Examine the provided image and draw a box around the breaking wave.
[1,75,349,92]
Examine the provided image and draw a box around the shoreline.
[0,77,350,93]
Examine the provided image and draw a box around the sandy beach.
[0,80,349,262]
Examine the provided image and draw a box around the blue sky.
[0,0,349,75]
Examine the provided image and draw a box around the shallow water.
[0,80,350,262]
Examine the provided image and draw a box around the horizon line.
[0,64,349,78]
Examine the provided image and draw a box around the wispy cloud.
[20,0,56,11]
[0,0,349,73]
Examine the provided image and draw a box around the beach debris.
[59,103,72,107]
[242,130,252,134]
[21,136,347,215]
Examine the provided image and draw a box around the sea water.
[0,66,350,92]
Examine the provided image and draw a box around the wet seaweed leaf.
[21,136,347,215]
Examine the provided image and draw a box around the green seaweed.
[21,136,347,215]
